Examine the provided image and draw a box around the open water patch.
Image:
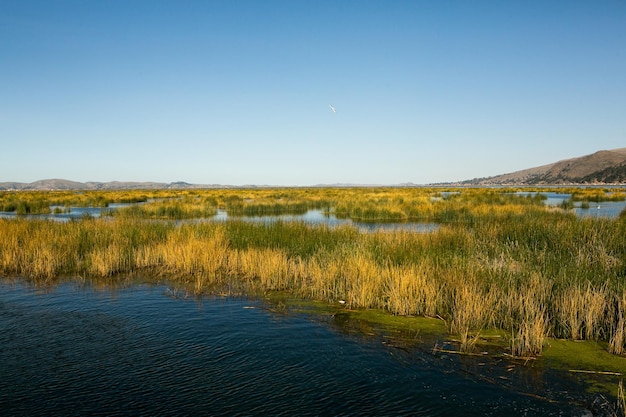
[212,209,439,233]
[0,280,608,416]
[0,203,133,222]
[515,192,626,218]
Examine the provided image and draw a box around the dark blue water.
[0,280,606,416]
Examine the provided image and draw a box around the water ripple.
[0,281,603,416]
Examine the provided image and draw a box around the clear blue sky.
[1,1,625,185]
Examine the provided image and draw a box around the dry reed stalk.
[134,245,163,269]
[157,226,228,277]
[384,261,442,317]
[224,249,254,282]
[385,265,421,316]
[223,247,293,293]
[511,312,548,357]
[617,379,626,416]
[342,252,384,308]
[21,226,74,279]
[508,273,551,356]
[301,252,345,301]
[162,234,204,273]
[609,291,626,355]
[556,283,608,340]
[0,221,21,274]
[557,286,585,340]
[87,242,125,277]
[583,283,608,341]
[242,248,290,290]
[449,275,497,352]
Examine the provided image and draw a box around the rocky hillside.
[464,148,626,186]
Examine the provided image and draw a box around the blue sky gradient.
[1,1,625,185]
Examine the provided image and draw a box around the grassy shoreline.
[1,187,626,360]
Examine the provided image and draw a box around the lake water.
[0,280,611,416]
[516,192,626,219]
[0,203,130,221]
[213,209,440,233]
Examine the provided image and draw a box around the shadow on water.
[0,277,618,416]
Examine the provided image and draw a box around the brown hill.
[465,148,626,185]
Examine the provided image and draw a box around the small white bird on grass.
[329,104,336,113]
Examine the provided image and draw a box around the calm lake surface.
[523,192,626,218]
[0,280,609,416]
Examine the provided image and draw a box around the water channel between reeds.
[0,279,609,416]
[1,192,624,226]
[0,207,440,232]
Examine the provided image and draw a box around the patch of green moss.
[541,338,626,396]
[261,291,455,349]
[260,290,446,337]
[344,308,447,336]
[542,339,626,374]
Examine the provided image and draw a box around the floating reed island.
[1,187,626,358]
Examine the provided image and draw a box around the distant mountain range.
[0,179,231,191]
[2,148,625,190]
[459,147,626,186]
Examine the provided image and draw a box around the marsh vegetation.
[1,186,626,361]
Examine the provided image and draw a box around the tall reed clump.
[449,271,499,352]
[135,223,229,292]
[555,283,608,341]
[0,219,79,279]
[20,223,64,278]
[226,201,309,216]
[299,247,347,302]
[609,291,626,355]
[0,219,26,275]
[505,273,551,357]
[112,198,217,219]
[225,247,298,293]
[297,236,444,312]
[383,261,442,317]
[341,248,386,309]
[80,219,166,277]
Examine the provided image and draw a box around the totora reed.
[1,187,626,357]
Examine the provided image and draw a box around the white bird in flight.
[329,104,336,113]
